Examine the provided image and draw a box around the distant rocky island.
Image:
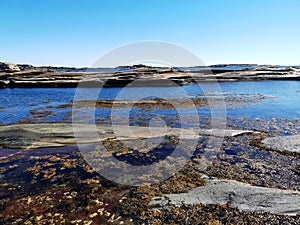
[0,62,300,88]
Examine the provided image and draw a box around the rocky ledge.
[262,135,300,154]
[149,176,300,216]
[0,123,254,149]
[0,62,300,88]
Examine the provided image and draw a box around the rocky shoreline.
[0,118,299,224]
[1,62,300,88]
[0,63,299,224]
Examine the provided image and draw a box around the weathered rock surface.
[262,135,300,153]
[0,63,300,88]
[0,62,20,72]
[0,123,254,149]
[149,177,300,216]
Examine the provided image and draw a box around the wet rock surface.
[0,84,299,224]
[0,117,299,224]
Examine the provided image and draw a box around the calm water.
[0,81,299,124]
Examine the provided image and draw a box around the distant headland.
[0,62,299,88]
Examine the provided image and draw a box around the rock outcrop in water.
[0,63,300,88]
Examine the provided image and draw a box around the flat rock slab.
[0,123,254,149]
[149,178,300,216]
[262,135,300,153]
[0,123,107,149]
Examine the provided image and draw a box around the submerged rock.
[149,177,300,216]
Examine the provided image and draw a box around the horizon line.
[1,61,299,69]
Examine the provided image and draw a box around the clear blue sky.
[1,0,300,67]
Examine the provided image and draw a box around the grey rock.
[149,178,300,216]
[0,63,300,88]
[262,135,300,153]
[0,123,255,149]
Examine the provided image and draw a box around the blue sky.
[1,0,300,67]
